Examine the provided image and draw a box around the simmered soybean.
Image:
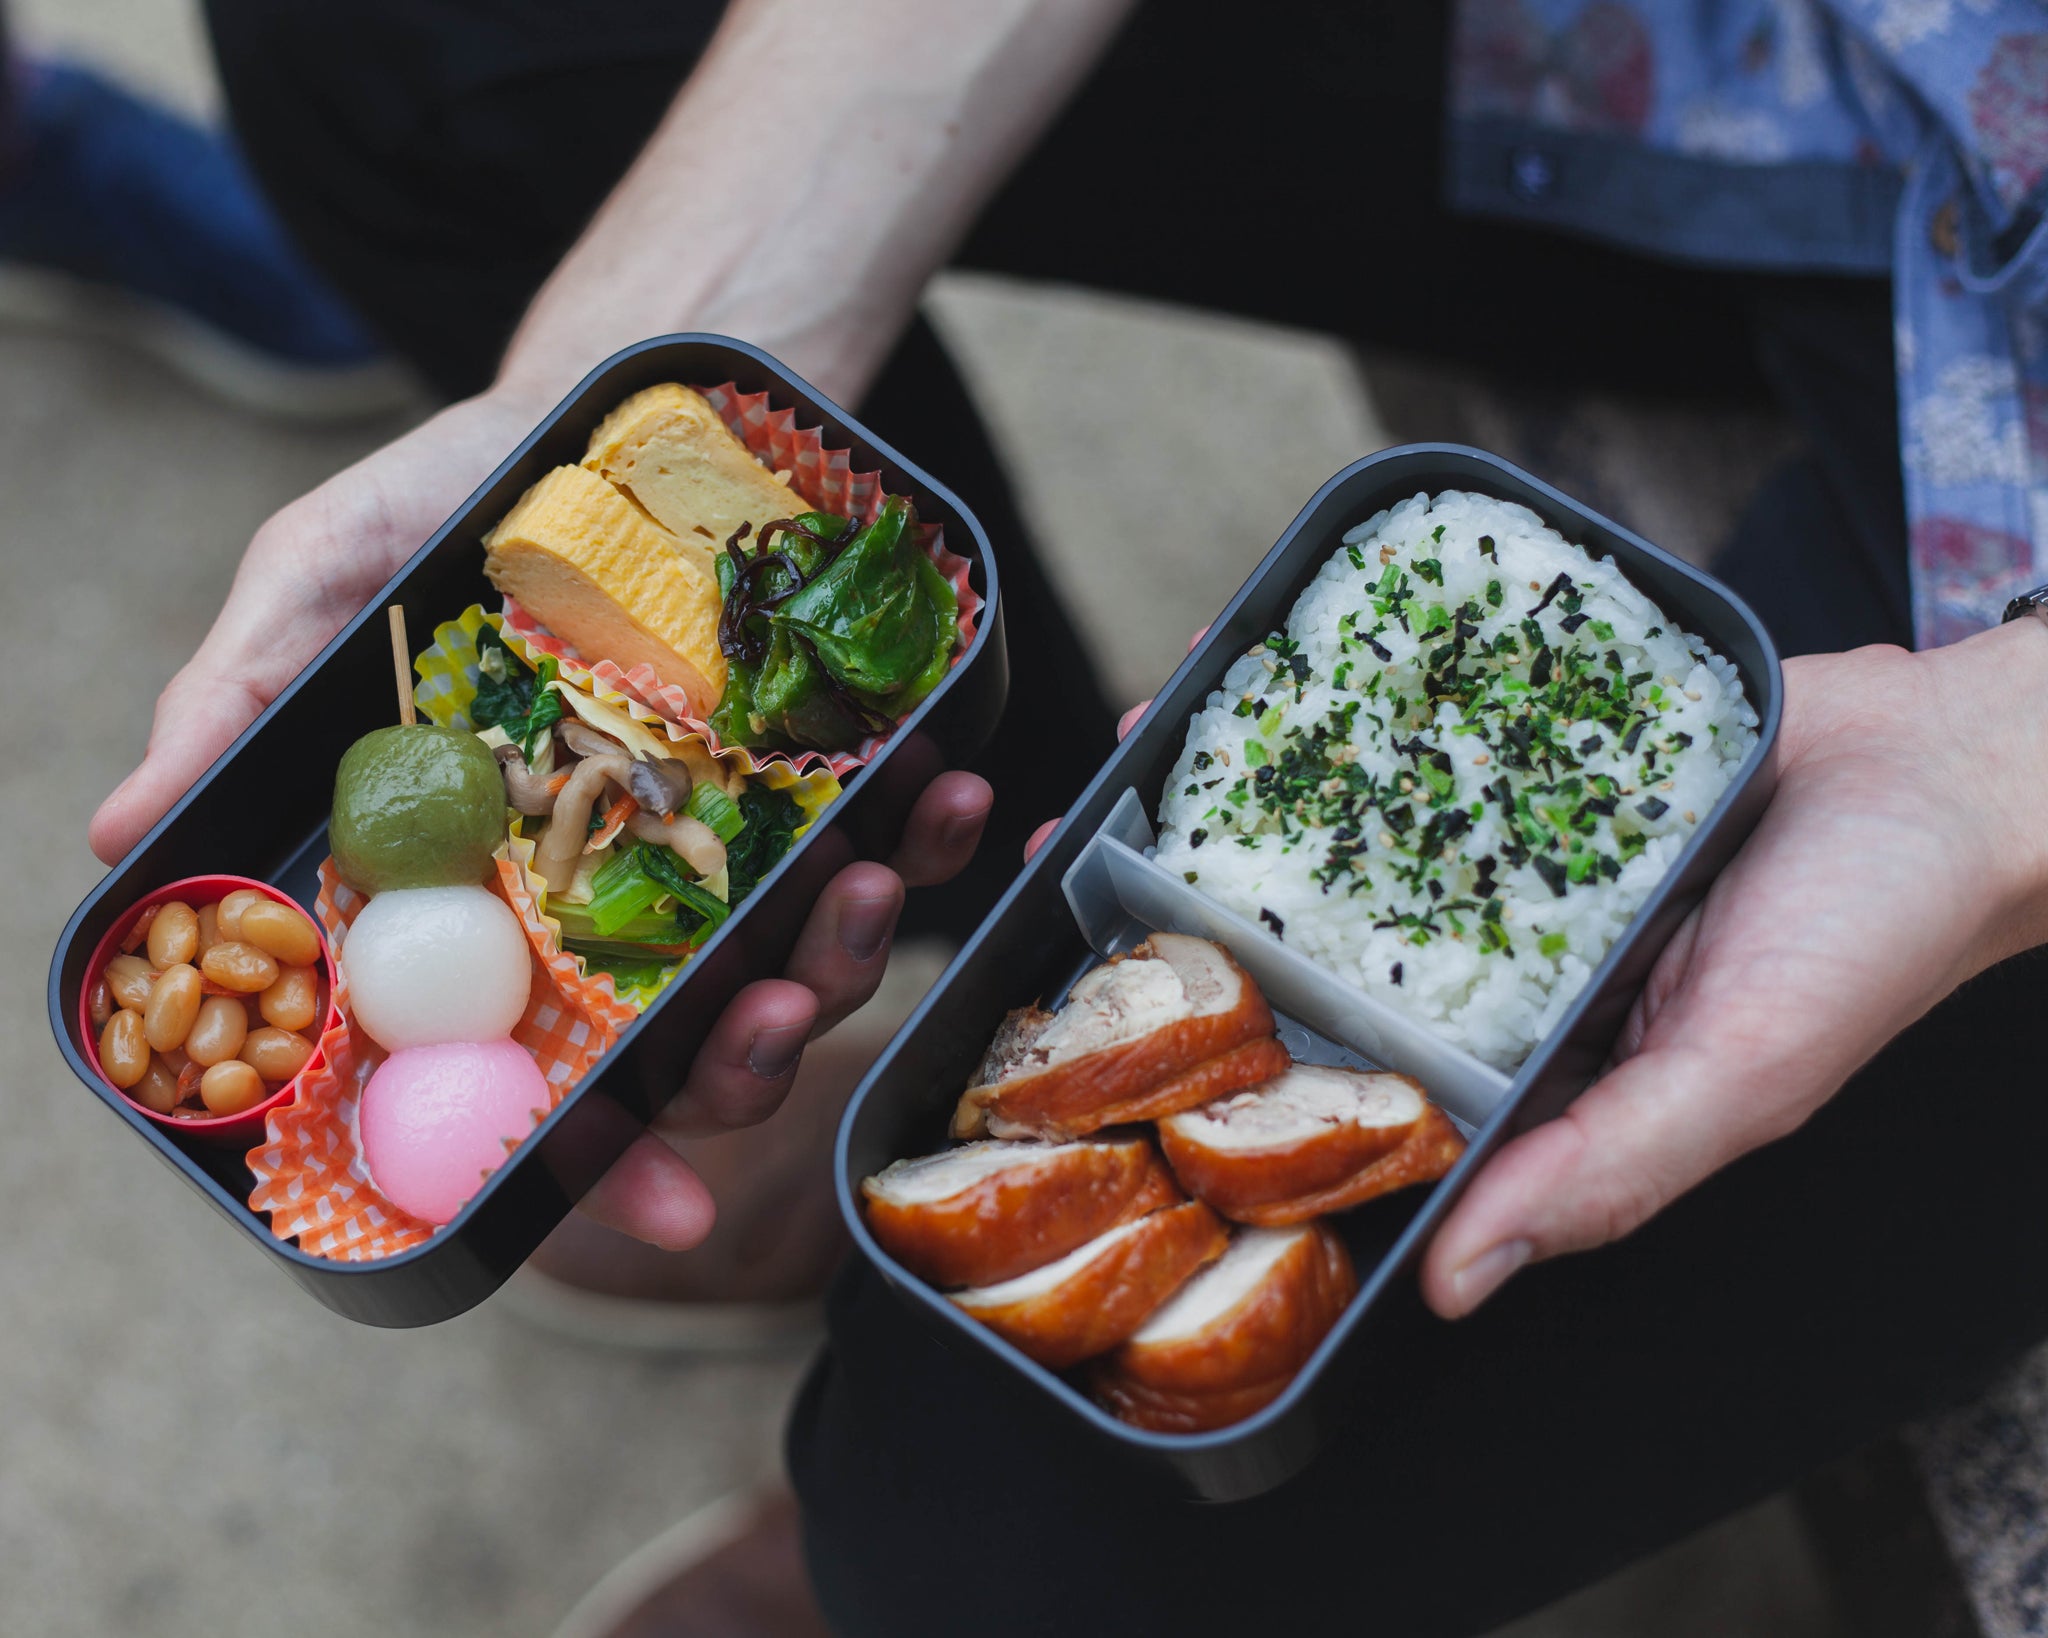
[99,1009,149,1089]
[142,963,202,1053]
[130,1055,181,1114]
[238,900,321,968]
[199,1060,266,1116]
[259,966,320,1032]
[241,1026,315,1082]
[105,954,157,1014]
[202,942,279,995]
[146,900,199,968]
[216,889,264,942]
[186,997,249,1068]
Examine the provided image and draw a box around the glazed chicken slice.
[951,934,1283,1142]
[862,1135,1181,1290]
[1159,1063,1463,1224]
[950,1200,1228,1370]
[1092,1222,1357,1433]
[1163,1064,1466,1220]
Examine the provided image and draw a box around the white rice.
[1154,491,1758,1070]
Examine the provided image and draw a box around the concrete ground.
[0,4,1927,1635]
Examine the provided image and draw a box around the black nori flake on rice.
[1531,572,1575,614]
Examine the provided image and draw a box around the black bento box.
[48,335,1008,1328]
[835,445,1782,1502]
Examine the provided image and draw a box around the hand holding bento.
[1030,591,2048,1326]
[1421,624,2048,1314]
[89,391,547,868]
[85,374,993,1252]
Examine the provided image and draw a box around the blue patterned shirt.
[1450,0,2048,644]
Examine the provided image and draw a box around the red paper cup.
[78,874,341,1146]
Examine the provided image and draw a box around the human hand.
[89,388,550,864]
[88,384,993,1252]
[1026,626,2048,1319]
[1420,625,2048,1316]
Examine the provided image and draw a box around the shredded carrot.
[545,772,572,796]
[586,793,639,854]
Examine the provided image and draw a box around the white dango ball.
[342,884,531,1051]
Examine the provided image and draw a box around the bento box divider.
[1062,789,1511,1127]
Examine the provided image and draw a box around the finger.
[575,1132,718,1250]
[1024,819,1059,861]
[1189,625,1211,652]
[887,771,992,888]
[781,860,905,1035]
[90,663,272,864]
[1419,1039,1809,1319]
[649,977,822,1142]
[1117,703,1149,740]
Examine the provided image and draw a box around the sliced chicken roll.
[1159,1063,1464,1224]
[950,1200,1228,1369]
[1093,1222,1357,1433]
[861,1135,1181,1290]
[951,934,1281,1142]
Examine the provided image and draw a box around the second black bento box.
[836,444,1782,1502]
[49,334,1007,1327]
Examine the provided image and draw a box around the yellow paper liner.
[497,379,982,778]
[244,856,640,1262]
[413,604,840,1002]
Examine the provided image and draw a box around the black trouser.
[202,4,2038,1633]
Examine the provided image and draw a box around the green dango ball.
[331,725,506,895]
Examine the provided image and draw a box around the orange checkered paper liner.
[245,857,640,1262]
[499,380,983,779]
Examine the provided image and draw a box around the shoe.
[0,61,417,420]
[551,1486,833,1638]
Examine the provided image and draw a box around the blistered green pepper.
[777,498,934,698]
[712,495,954,752]
[753,622,865,747]
[893,554,960,715]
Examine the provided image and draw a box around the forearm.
[497,0,1134,410]
[1918,615,2048,969]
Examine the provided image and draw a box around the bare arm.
[503,0,1137,408]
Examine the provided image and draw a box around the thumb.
[1418,1039,1807,1319]
[89,655,275,865]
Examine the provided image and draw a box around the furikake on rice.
[1153,491,1758,1069]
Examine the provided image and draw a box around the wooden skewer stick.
[388,605,416,727]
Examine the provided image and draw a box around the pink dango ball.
[360,1039,552,1225]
